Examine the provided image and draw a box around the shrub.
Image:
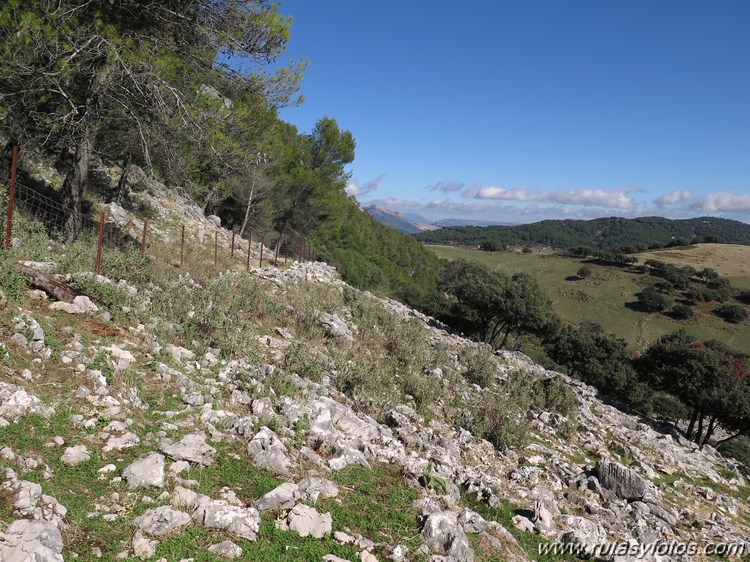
[531,376,579,418]
[715,304,749,324]
[576,266,591,279]
[638,286,671,312]
[461,345,497,388]
[717,436,750,476]
[671,303,694,320]
[650,391,690,423]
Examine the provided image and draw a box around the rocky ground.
[0,185,748,562]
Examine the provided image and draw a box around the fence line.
[1,150,315,278]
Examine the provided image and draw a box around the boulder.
[162,432,216,467]
[194,501,261,541]
[253,483,300,512]
[0,520,64,562]
[246,427,291,475]
[281,504,332,539]
[596,460,655,501]
[133,506,191,537]
[420,511,475,561]
[207,540,243,559]
[122,453,166,489]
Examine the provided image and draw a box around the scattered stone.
[61,445,90,466]
[161,432,216,467]
[194,501,261,541]
[420,511,474,561]
[0,382,54,421]
[207,540,243,559]
[133,505,191,537]
[0,520,64,562]
[122,453,166,490]
[253,482,300,512]
[280,504,332,539]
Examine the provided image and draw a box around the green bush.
[650,391,690,423]
[717,436,750,476]
[638,286,671,312]
[531,376,579,418]
[461,345,497,388]
[671,303,694,320]
[576,266,591,279]
[715,304,749,324]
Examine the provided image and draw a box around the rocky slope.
[0,187,748,562]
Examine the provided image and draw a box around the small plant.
[461,345,497,388]
[419,462,448,495]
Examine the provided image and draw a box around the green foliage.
[438,259,559,349]
[576,265,592,279]
[461,345,498,388]
[544,322,636,397]
[637,286,672,312]
[671,303,694,320]
[0,257,28,302]
[415,215,750,250]
[717,436,750,476]
[715,304,749,324]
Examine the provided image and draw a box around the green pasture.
[427,244,750,352]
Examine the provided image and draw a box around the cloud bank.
[464,185,636,210]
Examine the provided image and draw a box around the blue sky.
[275,1,750,224]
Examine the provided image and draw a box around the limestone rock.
[133,506,191,537]
[207,540,242,559]
[194,501,260,541]
[0,520,64,562]
[420,511,474,562]
[122,453,166,490]
[162,432,216,467]
[596,460,655,501]
[253,482,300,512]
[60,445,90,466]
[246,427,291,475]
[281,504,332,539]
[0,382,54,421]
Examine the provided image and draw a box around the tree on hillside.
[0,0,301,242]
[636,330,750,446]
[577,266,592,279]
[544,322,637,397]
[637,286,672,312]
[438,260,559,349]
[271,117,355,240]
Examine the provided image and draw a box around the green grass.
[428,245,750,352]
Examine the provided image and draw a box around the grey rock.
[596,460,655,501]
[0,382,54,421]
[298,477,339,503]
[253,482,300,512]
[319,312,354,344]
[195,501,261,541]
[282,504,332,538]
[0,520,64,562]
[246,427,291,475]
[558,515,607,557]
[207,540,243,559]
[60,445,90,466]
[162,432,216,466]
[133,505,191,537]
[421,511,475,562]
[122,453,166,489]
[457,508,487,534]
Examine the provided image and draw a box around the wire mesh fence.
[1,156,315,281]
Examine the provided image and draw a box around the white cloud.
[464,185,636,210]
[693,190,750,213]
[426,180,465,193]
[655,190,693,207]
[346,173,385,197]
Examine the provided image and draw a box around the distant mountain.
[413,215,750,250]
[364,205,438,234]
[365,206,517,233]
[432,218,517,227]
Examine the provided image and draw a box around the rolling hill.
[414,215,750,250]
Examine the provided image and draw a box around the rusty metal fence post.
[141,220,148,254]
[95,212,105,274]
[259,234,264,268]
[4,144,18,249]
[214,230,218,268]
[180,225,185,267]
[246,232,252,271]
[231,230,236,258]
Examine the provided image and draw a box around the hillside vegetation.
[0,0,440,309]
[0,190,749,561]
[415,216,750,250]
[429,244,750,352]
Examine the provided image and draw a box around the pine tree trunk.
[62,133,92,244]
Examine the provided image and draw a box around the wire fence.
[1,148,316,279]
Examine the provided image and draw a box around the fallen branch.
[15,263,79,303]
